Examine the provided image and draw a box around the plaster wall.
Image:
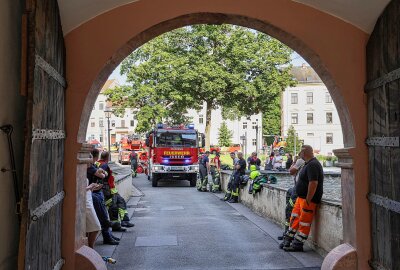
[62,1,370,268]
[220,171,343,256]
[0,0,25,269]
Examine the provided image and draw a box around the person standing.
[85,179,102,248]
[265,152,275,170]
[130,149,138,177]
[210,152,221,192]
[283,145,324,252]
[198,151,210,192]
[285,153,293,170]
[247,152,261,170]
[222,152,239,201]
[278,150,305,245]
[273,152,283,170]
[229,152,246,203]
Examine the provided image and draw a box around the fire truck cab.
[146,123,204,187]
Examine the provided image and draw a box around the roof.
[291,65,322,84]
[100,79,117,94]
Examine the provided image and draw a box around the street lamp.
[104,106,113,158]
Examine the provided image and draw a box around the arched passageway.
[62,1,369,269]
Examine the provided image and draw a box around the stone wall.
[220,171,343,256]
[115,173,133,201]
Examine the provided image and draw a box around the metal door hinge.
[30,191,65,221]
[365,136,399,147]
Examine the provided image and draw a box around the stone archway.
[63,1,370,269]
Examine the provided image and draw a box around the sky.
[109,52,309,85]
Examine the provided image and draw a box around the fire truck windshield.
[156,132,197,147]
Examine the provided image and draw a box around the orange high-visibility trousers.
[287,197,317,242]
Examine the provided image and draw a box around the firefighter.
[278,150,305,244]
[222,152,239,201]
[248,164,261,194]
[97,151,134,230]
[228,152,246,203]
[130,149,138,177]
[87,148,120,245]
[210,152,221,192]
[198,151,210,191]
[282,145,323,252]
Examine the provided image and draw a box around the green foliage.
[286,125,302,155]
[218,122,233,147]
[262,95,281,136]
[104,24,295,143]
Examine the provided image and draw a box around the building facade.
[282,66,344,155]
[187,106,262,154]
[86,80,137,146]
[87,80,262,154]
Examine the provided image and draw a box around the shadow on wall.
[0,0,25,269]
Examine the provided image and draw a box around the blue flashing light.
[157,123,164,129]
[162,158,170,164]
[184,159,191,164]
[187,123,195,129]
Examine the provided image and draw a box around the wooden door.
[366,0,400,269]
[19,0,66,269]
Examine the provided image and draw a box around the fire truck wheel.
[151,175,158,187]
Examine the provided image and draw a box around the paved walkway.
[96,174,323,270]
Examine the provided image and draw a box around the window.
[252,139,257,146]
[99,134,103,142]
[156,132,197,147]
[307,113,313,124]
[130,120,135,127]
[326,112,333,124]
[306,92,313,104]
[121,120,126,127]
[326,133,333,144]
[90,121,95,127]
[291,113,298,124]
[111,120,115,127]
[325,92,332,103]
[252,122,257,129]
[90,134,95,140]
[307,133,314,137]
[291,93,298,104]
[99,102,104,110]
[99,118,104,127]
[243,122,247,129]
[199,114,204,124]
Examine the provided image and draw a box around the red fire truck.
[118,136,146,165]
[145,123,204,187]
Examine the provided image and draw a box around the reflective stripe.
[295,234,307,243]
[289,199,294,206]
[232,188,239,196]
[111,188,118,194]
[298,231,308,238]
[291,213,299,217]
[285,221,290,226]
[299,222,311,227]
[105,198,112,206]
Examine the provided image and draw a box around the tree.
[263,94,281,136]
[286,125,302,155]
[218,122,233,147]
[104,24,295,147]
